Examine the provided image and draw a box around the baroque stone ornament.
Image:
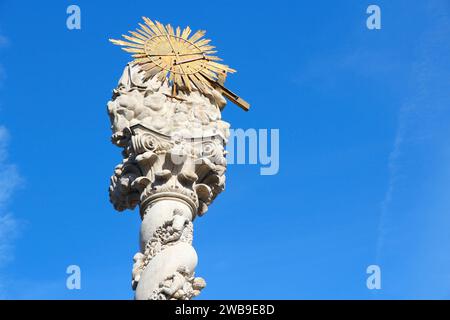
[108,18,249,300]
[108,63,230,299]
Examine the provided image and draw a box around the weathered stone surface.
[107,64,229,299]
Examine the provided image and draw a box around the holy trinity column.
[106,17,249,300]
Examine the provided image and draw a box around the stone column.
[107,64,230,300]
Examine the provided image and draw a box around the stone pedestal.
[107,64,230,300]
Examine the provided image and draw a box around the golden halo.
[110,17,235,95]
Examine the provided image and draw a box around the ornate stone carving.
[107,64,229,299]
[149,266,206,300]
[131,209,194,290]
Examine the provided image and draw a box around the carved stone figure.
[149,266,206,300]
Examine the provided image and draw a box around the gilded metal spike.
[122,47,145,54]
[123,34,145,45]
[138,23,154,37]
[143,17,161,35]
[155,21,168,35]
[189,30,206,43]
[167,24,175,36]
[195,39,211,47]
[128,31,147,42]
[181,26,191,39]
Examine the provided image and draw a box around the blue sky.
[0,0,450,299]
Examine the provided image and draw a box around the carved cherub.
[160,266,190,299]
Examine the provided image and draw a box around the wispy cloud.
[0,30,23,297]
[0,128,22,255]
[376,99,408,261]
[0,65,5,87]
[0,32,8,87]
[0,126,23,297]
[0,35,9,48]
[376,0,450,261]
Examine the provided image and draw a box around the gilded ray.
[205,56,222,61]
[109,39,142,48]
[199,45,215,52]
[181,26,191,40]
[132,54,148,59]
[143,17,161,35]
[195,39,211,47]
[138,23,153,37]
[166,24,175,37]
[128,31,147,42]
[181,74,192,91]
[123,34,145,45]
[122,47,145,54]
[189,30,206,43]
[133,57,152,64]
[155,21,168,35]
[200,68,219,80]
[188,74,205,91]
[157,70,168,83]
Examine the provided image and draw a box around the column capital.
[108,64,230,218]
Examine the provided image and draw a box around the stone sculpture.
[107,63,230,299]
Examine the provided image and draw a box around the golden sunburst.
[110,17,249,111]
